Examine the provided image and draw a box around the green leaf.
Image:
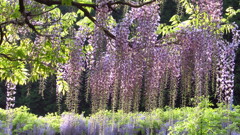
[56,79,69,95]
[169,15,180,23]
[186,6,193,14]
[83,44,93,53]
[11,9,21,18]
[61,0,72,6]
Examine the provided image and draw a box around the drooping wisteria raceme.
[117,3,163,111]
[5,81,16,110]
[88,0,115,112]
[55,25,89,112]
[89,2,165,112]
[87,0,239,112]
[190,0,240,106]
[174,28,217,105]
[217,29,240,105]
[64,26,89,112]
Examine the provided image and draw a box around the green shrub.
[169,99,240,135]
[0,99,239,135]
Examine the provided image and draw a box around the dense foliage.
[0,99,240,135]
[0,0,240,114]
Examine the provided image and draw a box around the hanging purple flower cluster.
[174,28,217,105]
[87,0,117,112]
[64,26,89,112]
[189,0,240,105]
[6,81,16,110]
[88,0,240,111]
[216,29,240,104]
[89,53,116,112]
[118,3,161,111]
[89,2,164,112]
[30,0,238,112]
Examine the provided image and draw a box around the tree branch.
[0,53,55,70]
[19,0,51,37]
[31,0,156,40]
[108,0,156,8]
[4,33,13,44]
[19,0,25,13]
[29,5,60,17]
[0,20,25,26]
[0,53,22,61]
[0,26,4,45]
[33,0,96,9]
[33,0,116,38]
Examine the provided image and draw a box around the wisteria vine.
[1,0,240,112]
